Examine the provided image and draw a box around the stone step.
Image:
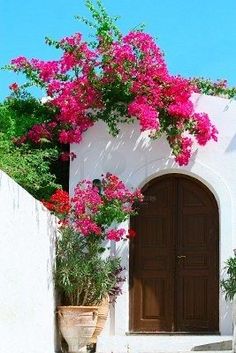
[192,340,232,351]
[96,335,233,353]
[96,349,234,353]
[56,347,234,353]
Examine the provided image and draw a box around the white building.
[70,93,236,352]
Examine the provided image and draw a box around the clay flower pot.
[90,296,110,344]
[57,306,98,353]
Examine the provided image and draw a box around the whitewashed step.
[96,335,232,353]
[192,340,232,351]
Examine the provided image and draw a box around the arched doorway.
[129,174,219,333]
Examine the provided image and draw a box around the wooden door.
[129,174,219,333]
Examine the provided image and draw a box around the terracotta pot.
[90,296,109,343]
[57,306,98,353]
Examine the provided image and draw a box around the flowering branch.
[43,173,143,241]
[7,0,218,166]
[191,77,236,99]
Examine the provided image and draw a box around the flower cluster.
[43,173,143,242]
[42,189,70,215]
[8,3,218,165]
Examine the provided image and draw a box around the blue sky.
[1,0,236,101]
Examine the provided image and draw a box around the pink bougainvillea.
[106,228,126,242]
[9,5,218,166]
[74,216,102,236]
[43,173,143,241]
[72,180,104,214]
[128,97,160,131]
[192,113,218,146]
[173,137,193,166]
[102,173,132,202]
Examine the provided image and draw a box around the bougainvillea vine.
[8,0,218,166]
[43,173,143,241]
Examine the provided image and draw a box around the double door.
[129,174,219,332]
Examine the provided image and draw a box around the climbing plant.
[6,0,218,168]
[221,255,236,301]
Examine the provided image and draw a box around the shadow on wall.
[225,133,236,153]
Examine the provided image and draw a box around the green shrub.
[0,97,62,199]
[221,255,236,301]
[56,227,122,306]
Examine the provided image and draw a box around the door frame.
[129,173,219,333]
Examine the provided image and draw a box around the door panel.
[130,178,175,332]
[176,178,219,331]
[129,174,219,333]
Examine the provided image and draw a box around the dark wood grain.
[129,174,219,333]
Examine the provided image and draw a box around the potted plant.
[221,253,236,353]
[56,227,121,353]
[43,173,143,353]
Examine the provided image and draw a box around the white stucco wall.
[0,171,57,353]
[70,93,236,349]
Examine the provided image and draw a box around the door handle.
[177,255,186,259]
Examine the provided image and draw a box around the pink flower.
[31,59,59,82]
[193,113,218,145]
[174,137,193,166]
[27,124,52,143]
[60,32,82,46]
[128,97,160,131]
[75,216,102,236]
[168,101,193,119]
[103,173,131,202]
[131,188,144,202]
[72,180,103,215]
[11,56,29,69]
[59,130,70,144]
[106,228,126,242]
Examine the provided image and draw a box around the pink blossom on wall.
[8,7,218,166]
